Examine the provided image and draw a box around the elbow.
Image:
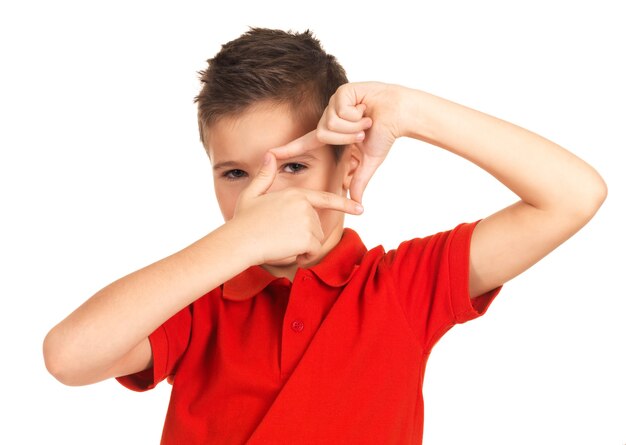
[43,329,72,385]
[595,175,608,209]
[43,329,90,387]
[564,171,608,223]
[581,174,608,220]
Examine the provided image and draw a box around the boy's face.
[204,101,359,270]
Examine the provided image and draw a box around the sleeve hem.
[115,324,168,392]
[449,219,502,324]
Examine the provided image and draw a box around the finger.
[268,129,323,159]
[349,159,380,205]
[296,237,323,266]
[335,89,367,121]
[243,151,278,197]
[315,126,368,145]
[302,189,364,215]
[296,252,314,267]
[323,110,373,134]
[308,207,325,242]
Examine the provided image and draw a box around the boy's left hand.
[269,81,407,204]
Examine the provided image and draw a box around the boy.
[43,27,607,444]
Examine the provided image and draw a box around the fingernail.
[263,152,271,165]
[355,204,364,213]
[356,132,365,140]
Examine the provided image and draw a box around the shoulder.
[377,220,478,269]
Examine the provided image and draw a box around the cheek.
[290,171,334,191]
[214,184,243,220]
[315,207,341,241]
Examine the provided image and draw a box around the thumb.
[349,158,378,204]
[244,151,278,197]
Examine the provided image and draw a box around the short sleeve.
[115,304,192,392]
[380,219,502,351]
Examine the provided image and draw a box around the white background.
[1,1,624,443]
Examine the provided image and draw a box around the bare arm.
[42,221,254,386]
[42,149,363,387]
[399,88,608,298]
[261,81,607,300]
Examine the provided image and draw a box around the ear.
[342,144,362,191]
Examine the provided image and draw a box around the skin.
[205,100,364,282]
[42,81,607,388]
[42,99,365,386]
[271,81,608,298]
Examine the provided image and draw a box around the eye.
[283,162,308,174]
[222,169,247,181]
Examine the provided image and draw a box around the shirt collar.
[222,227,367,301]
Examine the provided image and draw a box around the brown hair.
[194,27,349,163]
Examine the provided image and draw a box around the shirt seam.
[379,256,424,352]
[160,323,172,383]
[450,223,465,325]
[424,223,466,351]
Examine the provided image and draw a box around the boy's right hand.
[229,151,364,267]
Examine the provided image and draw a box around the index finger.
[268,129,323,159]
[301,188,364,215]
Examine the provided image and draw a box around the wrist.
[219,218,262,268]
[398,87,431,140]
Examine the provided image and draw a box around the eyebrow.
[212,153,319,171]
[212,160,241,171]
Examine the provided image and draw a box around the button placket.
[290,319,305,332]
[291,274,310,332]
[279,271,317,378]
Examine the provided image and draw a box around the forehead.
[206,101,317,162]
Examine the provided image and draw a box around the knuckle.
[315,126,326,141]
[284,188,300,200]
[305,231,317,245]
[300,199,313,213]
[326,113,340,130]
[289,195,308,213]
[336,107,351,121]
[307,237,321,254]
[320,191,334,206]
[339,198,351,212]
[307,216,321,233]
[312,223,324,241]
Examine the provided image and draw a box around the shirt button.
[291,319,305,332]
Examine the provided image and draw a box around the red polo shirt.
[117,220,502,444]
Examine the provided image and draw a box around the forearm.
[399,87,607,215]
[43,220,253,383]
